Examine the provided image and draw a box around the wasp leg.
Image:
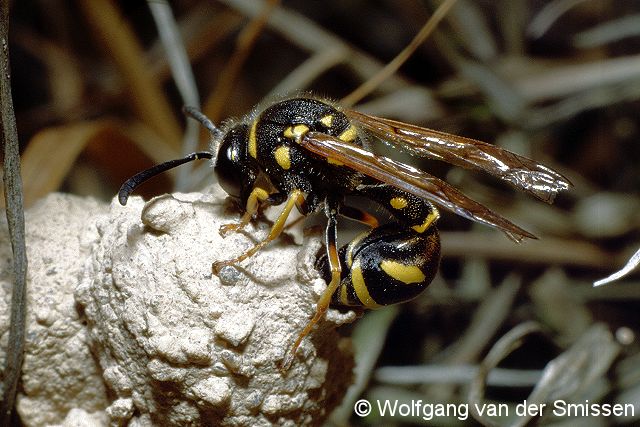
[280,191,310,231]
[219,186,271,236]
[213,189,304,274]
[281,201,341,372]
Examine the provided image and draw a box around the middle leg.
[281,199,342,371]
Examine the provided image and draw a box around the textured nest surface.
[1,191,354,426]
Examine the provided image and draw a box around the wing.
[345,110,572,203]
[300,132,536,242]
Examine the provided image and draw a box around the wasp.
[119,96,571,370]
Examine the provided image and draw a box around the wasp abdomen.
[317,223,440,309]
[357,183,440,234]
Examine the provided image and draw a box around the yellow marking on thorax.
[327,157,344,166]
[411,209,440,233]
[380,260,426,284]
[248,120,258,159]
[320,114,334,127]
[351,260,382,309]
[283,124,310,140]
[274,145,291,170]
[390,197,408,210]
[338,125,357,142]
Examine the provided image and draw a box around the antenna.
[118,151,213,205]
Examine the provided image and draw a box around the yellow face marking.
[248,120,258,159]
[380,260,426,285]
[274,145,291,170]
[320,114,334,127]
[327,157,344,166]
[283,124,310,141]
[338,125,357,142]
[351,260,382,309]
[390,197,408,210]
[411,209,440,233]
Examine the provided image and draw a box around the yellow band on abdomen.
[351,260,382,309]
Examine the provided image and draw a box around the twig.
[527,0,590,39]
[573,14,640,48]
[204,0,280,122]
[0,2,29,422]
[219,0,410,93]
[147,0,202,191]
[426,275,521,402]
[331,307,399,425]
[148,1,200,109]
[440,232,616,269]
[511,324,619,427]
[341,0,458,106]
[79,0,182,148]
[265,47,346,99]
[445,0,497,60]
[594,247,640,287]
[375,365,542,387]
[446,275,521,364]
[525,80,640,129]
[516,54,640,102]
[146,5,242,82]
[468,322,541,427]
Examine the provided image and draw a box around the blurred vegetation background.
[3,0,640,425]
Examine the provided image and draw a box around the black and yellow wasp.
[119,96,571,370]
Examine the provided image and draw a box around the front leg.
[213,189,305,274]
[219,186,272,236]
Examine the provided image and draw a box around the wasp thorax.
[260,98,353,140]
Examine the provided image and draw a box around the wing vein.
[301,132,536,242]
[346,110,572,203]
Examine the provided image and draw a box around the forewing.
[346,110,571,203]
[300,132,536,242]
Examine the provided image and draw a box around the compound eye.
[214,136,243,198]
